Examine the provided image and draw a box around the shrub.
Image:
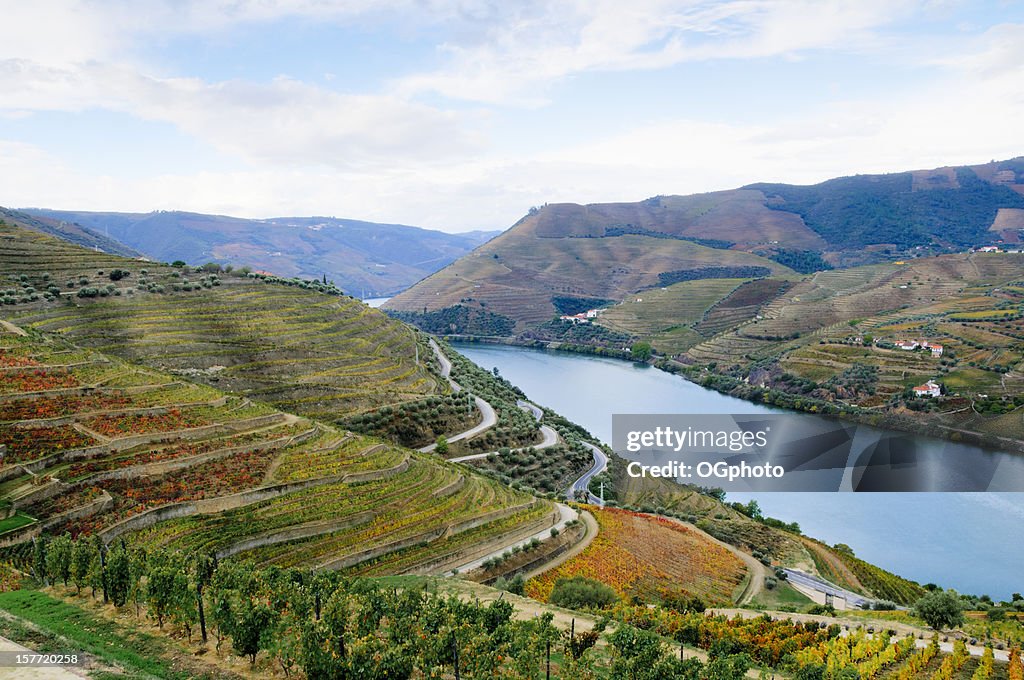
[548,576,619,610]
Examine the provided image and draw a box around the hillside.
[385,157,1024,330]
[0,219,440,420]
[24,208,500,298]
[0,325,554,577]
[0,207,143,259]
[385,214,798,331]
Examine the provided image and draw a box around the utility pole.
[599,481,605,505]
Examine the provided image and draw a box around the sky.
[2,0,1024,233]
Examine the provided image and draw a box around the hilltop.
[1,207,143,259]
[385,157,1024,329]
[23,208,500,298]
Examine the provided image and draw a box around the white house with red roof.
[912,380,941,398]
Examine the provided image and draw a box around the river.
[452,341,1024,600]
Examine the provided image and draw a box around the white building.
[912,380,941,398]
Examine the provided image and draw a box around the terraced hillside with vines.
[0,326,556,575]
[0,220,438,421]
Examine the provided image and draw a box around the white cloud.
[0,61,478,168]
[1,2,1022,232]
[395,0,925,104]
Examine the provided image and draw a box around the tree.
[631,341,653,361]
[146,553,187,629]
[45,534,73,586]
[71,539,92,594]
[128,548,148,616]
[106,543,131,607]
[435,435,449,455]
[86,545,105,599]
[32,536,48,585]
[233,598,279,666]
[914,590,965,631]
[549,576,619,609]
[194,553,216,643]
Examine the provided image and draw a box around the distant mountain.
[0,207,144,259]
[746,158,1024,254]
[22,209,501,297]
[385,157,1024,330]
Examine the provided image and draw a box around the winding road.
[418,341,609,574]
[568,441,607,505]
[418,340,497,453]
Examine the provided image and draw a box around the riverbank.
[449,340,1024,598]
[443,334,1024,456]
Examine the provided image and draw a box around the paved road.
[569,441,607,505]
[782,568,875,608]
[446,503,579,575]
[517,399,543,420]
[428,339,457,390]
[0,637,86,679]
[448,424,558,462]
[419,341,497,453]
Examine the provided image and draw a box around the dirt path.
[522,509,598,580]
[0,320,27,337]
[446,503,579,574]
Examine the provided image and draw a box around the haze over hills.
[385,157,1024,327]
[0,207,144,260]
[23,208,501,298]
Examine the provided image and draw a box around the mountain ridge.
[22,208,501,298]
[385,156,1024,328]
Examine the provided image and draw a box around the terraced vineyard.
[526,506,745,606]
[0,220,439,420]
[0,319,555,576]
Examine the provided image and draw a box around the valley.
[3,163,1024,677]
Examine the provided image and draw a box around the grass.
[0,512,35,535]
[948,310,1019,320]
[942,367,1006,390]
[0,589,212,679]
[526,506,745,606]
[748,580,814,610]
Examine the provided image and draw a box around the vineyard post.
[452,632,461,680]
[98,540,108,604]
[546,637,551,680]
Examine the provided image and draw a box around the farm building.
[912,380,941,398]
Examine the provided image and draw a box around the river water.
[452,341,1024,600]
